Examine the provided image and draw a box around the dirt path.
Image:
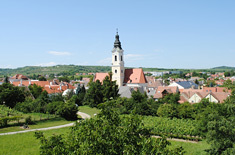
[0,112,90,136]
[152,136,198,143]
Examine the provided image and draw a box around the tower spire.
[114,29,122,49]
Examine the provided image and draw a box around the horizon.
[1,1,235,69]
[0,64,233,71]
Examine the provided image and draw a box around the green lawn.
[0,117,73,133]
[0,127,71,155]
[79,105,100,117]
[168,140,210,155]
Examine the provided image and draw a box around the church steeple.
[112,29,124,87]
[114,29,122,49]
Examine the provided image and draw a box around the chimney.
[50,82,53,86]
[29,79,31,86]
[60,84,62,91]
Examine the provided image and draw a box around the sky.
[0,0,235,69]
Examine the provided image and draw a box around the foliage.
[143,116,200,138]
[83,80,103,107]
[157,104,178,118]
[0,105,23,127]
[28,84,43,99]
[58,76,70,82]
[102,72,119,101]
[35,102,184,155]
[55,99,78,121]
[25,116,34,125]
[38,76,47,81]
[0,83,25,108]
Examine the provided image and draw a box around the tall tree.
[0,83,25,108]
[83,80,103,107]
[102,72,119,101]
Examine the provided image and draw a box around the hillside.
[1,65,235,77]
[211,66,235,70]
[0,65,111,77]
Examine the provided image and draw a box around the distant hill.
[211,66,235,70]
[0,65,111,77]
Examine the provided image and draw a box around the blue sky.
[0,0,235,69]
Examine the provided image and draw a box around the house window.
[121,55,123,61]
[115,70,117,73]
[115,55,117,61]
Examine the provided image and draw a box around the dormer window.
[115,55,117,61]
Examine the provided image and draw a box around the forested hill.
[1,65,235,77]
[211,66,235,70]
[0,65,111,76]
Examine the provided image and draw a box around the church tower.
[112,30,125,87]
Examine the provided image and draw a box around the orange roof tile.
[124,68,147,84]
[94,73,109,83]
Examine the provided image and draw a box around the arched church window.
[121,56,123,61]
[115,70,117,73]
[115,55,117,61]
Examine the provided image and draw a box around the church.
[95,31,147,97]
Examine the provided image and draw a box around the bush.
[25,116,33,125]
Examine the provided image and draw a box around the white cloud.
[98,57,112,65]
[48,51,72,56]
[0,65,14,69]
[36,62,57,66]
[124,54,144,61]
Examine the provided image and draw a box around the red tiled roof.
[153,86,178,98]
[146,76,163,88]
[124,68,147,84]
[209,92,230,103]
[94,73,109,83]
[12,81,50,87]
[11,74,28,80]
[203,87,231,93]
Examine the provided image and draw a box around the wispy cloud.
[48,51,72,56]
[36,62,57,66]
[98,57,112,65]
[125,54,144,61]
[0,65,14,69]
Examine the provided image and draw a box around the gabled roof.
[146,76,163,88]
[124,68,147,84]
[153,86,178,99]
[94,73,109,83]
[11,74,28,80]
[207,92,230,103]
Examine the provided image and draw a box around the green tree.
[0,83,25,108]
[28,84,43,99]
[102,72,119,101]
[35,101,184,154]
[38,76,47,81]
[84,80,103,107]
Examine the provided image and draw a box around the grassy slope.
[169,140,210,155]
[79,105,100,117]
[0,117,73,133]
[0,127,71,155]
